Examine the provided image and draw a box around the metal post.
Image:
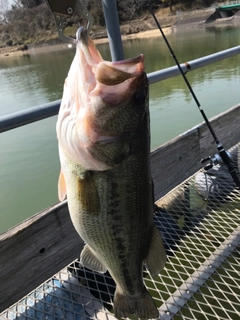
[102,0,124,61]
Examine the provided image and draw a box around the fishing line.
[144,2,240,188]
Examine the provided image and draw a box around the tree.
[117,0,150,23]
[161,0,174,12]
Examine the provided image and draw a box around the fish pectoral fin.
[80,244,107,273]
[58,170,67,201]
[145,225,166,277]
[114,286,159,319]
[77,172,100,215]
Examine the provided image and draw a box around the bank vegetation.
[0,0,223,48]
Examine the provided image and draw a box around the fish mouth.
[58,28,148,171]
[76,27,145,94]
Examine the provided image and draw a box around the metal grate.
[1,145,240,320]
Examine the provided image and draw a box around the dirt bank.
[0,7,215,57]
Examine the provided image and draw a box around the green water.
[0,24,240,233]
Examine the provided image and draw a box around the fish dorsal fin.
[58,170,67,201]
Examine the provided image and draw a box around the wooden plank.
[0,201,84,313]
[199,104,240,155]
[151,129,201,200]
[152,104,240,199]
[0,104,239,312]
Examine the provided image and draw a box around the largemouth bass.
[56,27,166,319]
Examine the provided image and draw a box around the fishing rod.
[145,1,240,189]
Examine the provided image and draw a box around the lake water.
[1,23,240,233]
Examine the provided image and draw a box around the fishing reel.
[201,151,232,171]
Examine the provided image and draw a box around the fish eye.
[132,91,147,106]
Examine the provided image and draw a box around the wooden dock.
[0,104,240,319]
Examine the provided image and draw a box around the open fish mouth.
[76,27,145,93]
[57,27,148,172]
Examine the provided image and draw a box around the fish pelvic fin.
[145,225,166,277]
[80,244,107,273]
[114,287,159,319]
[58,170,67,201]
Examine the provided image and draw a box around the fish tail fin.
[114,287,159,319]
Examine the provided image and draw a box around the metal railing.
[1,45,240,133]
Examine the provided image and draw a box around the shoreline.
[0,7,212,57]
[0,26,173,57]
[1,5,239,58]
[95,26,172,44]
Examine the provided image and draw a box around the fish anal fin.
[58,170,67,201]
[77,173,100,215]
[114,286,159,319]
[145,225,166,277]
[80,244,107,273]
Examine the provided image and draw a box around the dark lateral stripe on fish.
[113,233,135,295]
